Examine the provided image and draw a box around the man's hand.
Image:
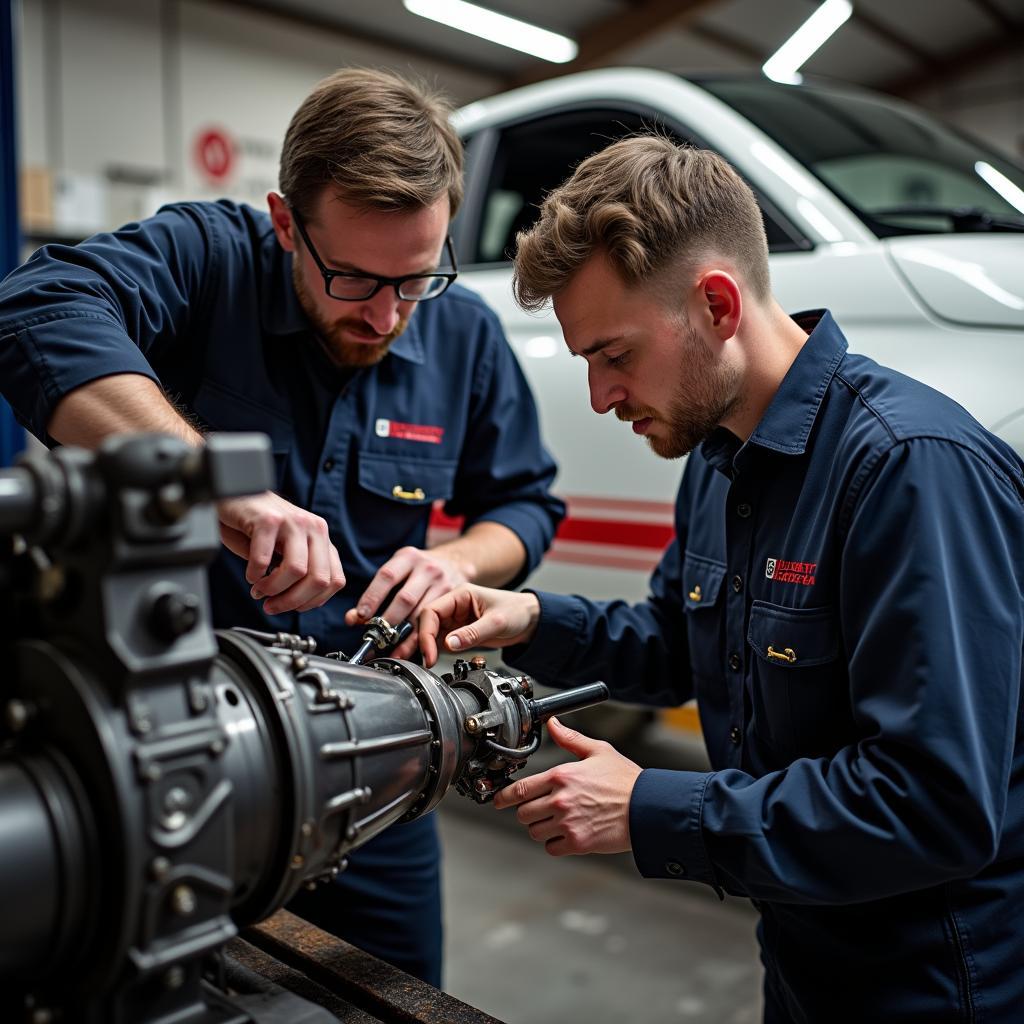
[417,584,541,668]
[493,717,642,856]
[344,547,474,660]
[217,491,345,615]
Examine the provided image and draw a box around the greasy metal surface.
[244,910,506,1024]
[225,937,377,1022]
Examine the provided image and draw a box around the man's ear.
[696,270,742,342]
[267,192,296,253]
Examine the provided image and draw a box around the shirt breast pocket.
[355,451,458,556]
[746,601,851,760]
[682,552,726,681]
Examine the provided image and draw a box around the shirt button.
[729,725,742,745]
[728,652,741,672]
[665,862,686,876]
[731,575,743,593]
[736,502,752,518]
[322,458,335,472]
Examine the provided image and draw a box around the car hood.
[886,235,1024,329]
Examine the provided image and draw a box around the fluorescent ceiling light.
[763,0,852,85]
[403,0,577,64]
[975,161,1024,216]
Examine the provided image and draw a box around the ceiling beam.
[204,0,504,84]
[883,29,1024,97]
[687,22,764,65]
[511,0,724,88]
[842,4,944,74]
[967,0,1022,34]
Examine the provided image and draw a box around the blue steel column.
[1,0,26,464]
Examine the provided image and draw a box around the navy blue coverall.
[508,312,1024,1022]
[0,199,565,986]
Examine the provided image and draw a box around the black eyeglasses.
[291,208,458,302]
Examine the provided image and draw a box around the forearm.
[47,373,204,448]
[429,521,526,588]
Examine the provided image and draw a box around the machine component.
[0,434,607,1024]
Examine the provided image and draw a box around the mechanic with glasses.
[0,68,564,987]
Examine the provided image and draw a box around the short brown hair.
[280,67,463,219]
[514,136,770,310]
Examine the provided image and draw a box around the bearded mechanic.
[0,68,564,986]
[419,136,1024,1021]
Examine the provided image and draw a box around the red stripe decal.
[429,502,674,552]
[565,495,675,515]
[556,516,674,550]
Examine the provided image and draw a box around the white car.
[444,68,1024,617]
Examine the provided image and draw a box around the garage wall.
[14,0,500,236]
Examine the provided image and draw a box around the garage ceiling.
[218,0,1024,99]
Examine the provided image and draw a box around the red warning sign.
[194,127,235,182]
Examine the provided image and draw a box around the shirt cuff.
[630,768,722,894]
[503,590,588,681]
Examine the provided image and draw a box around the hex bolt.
[150,856,172,882]
[5,699,34,733]
[163,786,191,814]
[163,965,186,990]
[473,779,493,794]
[148,589,200,642]
[291,854,305,870]
[170,884,197,916]
[465,716,481,734]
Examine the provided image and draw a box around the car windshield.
[696,77,1024,237]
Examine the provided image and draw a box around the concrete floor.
[437,724,764,1024]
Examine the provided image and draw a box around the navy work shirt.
[510,312,1024,1022]
[0,200,564,652]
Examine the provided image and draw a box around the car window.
[466,107,805,266]
[698,78,1024,235]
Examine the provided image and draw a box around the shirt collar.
[261,227,425,364]
[699,309,847,471]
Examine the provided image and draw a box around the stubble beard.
[292,261,408,369]
[618,320,741,460]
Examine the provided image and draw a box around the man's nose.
[587,367,627,415]
[361,288,402,335]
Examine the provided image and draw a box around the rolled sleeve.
[472,498,562,578]
[4,313,161,437]
[0,204,212,438]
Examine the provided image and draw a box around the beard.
[616,319,740,460]
[292,262,409,368]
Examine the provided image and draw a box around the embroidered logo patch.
[766,557,817,586]
[375,418,444,444]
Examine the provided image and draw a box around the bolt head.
[170,884,197,916]
[150,856,172,882]
[163,965,186,990]
[5,700,31,733]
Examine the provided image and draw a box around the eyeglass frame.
[290,207,458,302]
